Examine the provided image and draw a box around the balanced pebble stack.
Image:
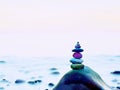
[53,42,111,90]
[70,42,84,70]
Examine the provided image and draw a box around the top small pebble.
[72,42,84,52]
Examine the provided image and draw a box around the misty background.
[0,0,120,57]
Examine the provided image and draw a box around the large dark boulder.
[53,66,111,90]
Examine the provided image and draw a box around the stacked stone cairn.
[70,42,84,70]
[53,42,112,90]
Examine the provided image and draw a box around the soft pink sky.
[0,0,120,32]
[0,0,120,57]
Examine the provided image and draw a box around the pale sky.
[0,0,120,57]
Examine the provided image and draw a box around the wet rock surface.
[15,79,25,84]
[111,71,120,75]
[53,66,111,90]
[51,71,60,75]
[48,83,54,87]
[27,80,42,85]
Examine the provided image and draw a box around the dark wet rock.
[28,81,35,85]
[15,79,25,84]
[50,68,57,71]
[28,80,42,85]
[34,80,42,83]
[53,66,111,90]
[70,58,83,64]
[111,71,120,75]
[0,61,6,64]
[0,87,4,90]
[51,71,60,75]
[72,48,84,53]
[48,83,54,87]
[116,86,120,89]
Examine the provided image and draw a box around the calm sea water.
[0,55,120,90]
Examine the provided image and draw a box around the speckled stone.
[73,52,82,59]
[70,58,83,64]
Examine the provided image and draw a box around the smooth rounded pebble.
[70,58,83,64]
[28,80,42,85]
[75,42,81,48]
[49,68,57,71]
[72,48,84,52]
[0,61,6,64]
[73,52,82,59]
[15,79,25,84]
[51,71,60,75]
[116,86,120,89]
[28,81,35,85]
[48,83,54,87]
[111,71,120,75]
[71,64,84,70]
[34,80,42,83]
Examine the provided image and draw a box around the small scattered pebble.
[15,79,25,84]
[28,81,35,85]
[0,61,6,64]
[111,71,120,75]
[28,80,42,85]
[116,86,120,89]
[0,87,4,90]
[34,80,42,83]
[50,68,57,71]
[48,83,54,87]
[51,71,60,75]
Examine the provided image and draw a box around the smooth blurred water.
[0,55,120,90]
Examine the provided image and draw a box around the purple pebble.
[73,52,82,59]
